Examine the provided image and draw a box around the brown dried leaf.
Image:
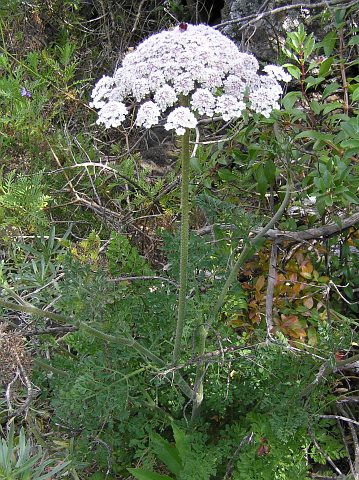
[255,275,266,292]
[303,296,314,309]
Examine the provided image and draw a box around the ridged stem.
[191,323,207,421]
[172,126,191,364]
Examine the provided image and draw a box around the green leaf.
[127,469,173,480]
[323,82,340,99]
[217,168,237,182]
[322,101,342,115]
[172,423,186,460]
[343,191,359,204]
[36,461,72,480]
[282,47,298,62]
[290,33,300,50]
[295,130,332,141]
[151,434,182,476]
[319,57,334,77]
[334,9,346,27]
[322,31,337,56]
[348,35,359,46]
[303,35,315,60]
[340,139,359,149]
[255,165,268,196]
[305,76,325,89]
[190,156,201,173]
[309,100,323,115]
[264,159,276,184]
[351,88,359,102]
[283,64,301,79]
[340,117,359,136]
[282,91,301,109]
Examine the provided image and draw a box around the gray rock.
[220,0,322,62]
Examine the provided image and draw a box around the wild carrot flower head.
[90,24,290,133]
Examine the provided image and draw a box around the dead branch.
[223,432,254,480]
[265,241,278,336]
[195,211,359,242]
[308,425,343,476]
[256,211,359,243]
[337,404,359,477]
[302,353,359,398]
[316,415,359,427]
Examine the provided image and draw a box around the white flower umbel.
[90,23,290,134]
[263,65,292,83]
[164,107,197,135]
[94,101,128,128]
[135,101,161,128]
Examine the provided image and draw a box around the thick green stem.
[0,299,193,399]
[213,181,291,318]
[191,323,207,421]
[172,127,191,364]
[191,181,292,419]
[78,323,194,399]
[0,299,68,323]
[33,358,69,376]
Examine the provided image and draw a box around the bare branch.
[308,425,343,476]
[108,275,179,288]
[265,241,278,336]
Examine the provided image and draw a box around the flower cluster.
[90,24,290,134]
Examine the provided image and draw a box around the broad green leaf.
[334,9,345,27]
[217,168,237,182]
[322,101,342,115]
[282,47,297,62]
[340,117,359,136]
[295,130,332,141]
[343,191,359,204]
[324,195,333,207]
[322,30,337,56]
[283,64,301,79]
[305,76,325,89]
[264,159,276,184]
[150,434,182,476]
[303,35,315,60]
[128,468,173,480]
[255,165,268,196]
[172,423,186,460]
[323,82,340,99]
[190,156,201,172]
[309,100,323,115]
[351,88,359,102]
[340,139,359,149]
[319,57,334,77]
[289,33,300,50]
[282,91,301,109]
[348,35,359,46]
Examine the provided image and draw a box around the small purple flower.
[21,87,32,98]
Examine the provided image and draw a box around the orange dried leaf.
[300,260,314,274]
